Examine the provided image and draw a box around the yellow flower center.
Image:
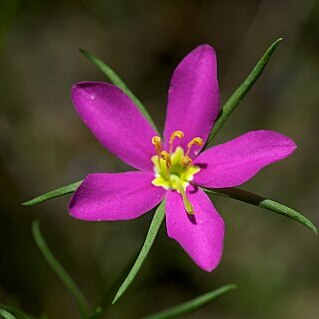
[151,131,203,214]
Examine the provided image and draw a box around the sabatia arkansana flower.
[69,45,297,271]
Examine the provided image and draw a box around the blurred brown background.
[1,0,318,318]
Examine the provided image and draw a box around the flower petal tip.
[194,130,298,188]
[202,264,220,273]
[197,254,223,273]
[193,43,216,54]
[188,44,217,65]
[274,132,298,157]
[71,81,91,92]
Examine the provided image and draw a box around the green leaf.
[80,49,159,133]
[141,284,236,319]
[205,38,283,148]
[32,221,90,319]
[203,187,317,234]
[22,181,82,206]
[0,305,35,319]
[112,200,166,304]
[0,309,17,319]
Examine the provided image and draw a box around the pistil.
[171,175,194,214]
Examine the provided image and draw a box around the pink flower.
[69,45,297,272]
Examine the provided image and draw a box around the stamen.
[169,130,184,153]
[181,155,193,176]
[181,155,192,167]
[160,150,171,168]
[152,136,162,155]
[152,136,163,168]
[185,137,203,157]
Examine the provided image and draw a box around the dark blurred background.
[1,0,318,318]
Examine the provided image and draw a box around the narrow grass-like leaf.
[203,187,317,234]
[32,221,90,319]
[0,305,35,319]
[142,284,236,319]
[112,200,166,304]
[205,38,282,148]
[0,309,16,319]
[22,181,82,206]
[80,49,158,133]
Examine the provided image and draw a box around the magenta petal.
[69,171,165,221]
[71,82,158,171]
[163,45,220,157]
[165,188,224,272]
[194,130,297,188]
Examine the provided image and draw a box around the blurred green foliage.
[1,0,318,318]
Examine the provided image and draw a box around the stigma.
[151,130,203,214]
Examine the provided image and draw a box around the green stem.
[0,304,36,319]
[202,187,317,234]
[205,38,283,148]
[22,181,82,206]
[0,309,17,319]
[112,200,166,304]
[141,284,236,319]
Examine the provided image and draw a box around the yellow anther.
[169,130,184,153]
[169,131,184,144]
[160,150,171,168]
[187,137,203,148]
[185,137,203,157]
[181,156,192,167]
[152,136,162,155]
[152,136,162,146]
